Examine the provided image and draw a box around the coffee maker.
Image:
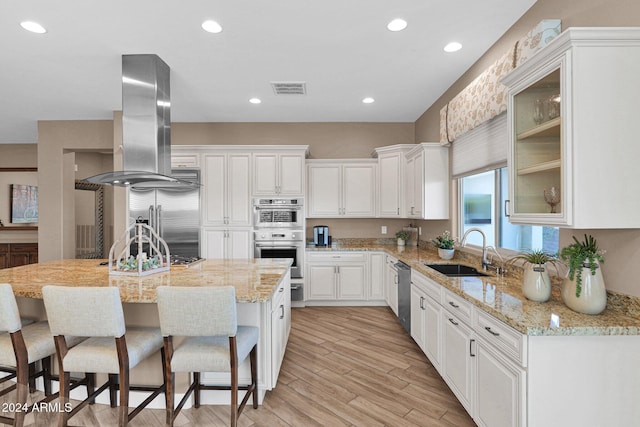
[313,225,330,246]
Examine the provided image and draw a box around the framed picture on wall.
[11,184,38,224]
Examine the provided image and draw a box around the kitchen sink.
[425,263,489,277]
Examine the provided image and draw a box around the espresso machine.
[313,225,330,246]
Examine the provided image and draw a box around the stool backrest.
[0,283,21,333]
[42,286,126,338]
[156,286,237,337]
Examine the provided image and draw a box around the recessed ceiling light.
[201,20,222,34]
[444,42,463,53]
[362,97,375,104]
[387,19,407,32]
[20,21,47,34]
[249,98,262,104]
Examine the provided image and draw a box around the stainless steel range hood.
[84,54,197,189]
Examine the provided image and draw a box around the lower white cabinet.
[201,227,252,259]
[368,252,386,301]
[306,252,366,301]
[270,275,291,387]
[385,255,398,315]
[442,308,475,415]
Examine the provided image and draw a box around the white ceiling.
[1,0,536,143]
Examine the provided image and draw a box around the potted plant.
[395,230,410,246]
[432,231,455,260]
[559,234,607,315]
[508,249,560,302]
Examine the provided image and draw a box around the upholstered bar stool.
[42,286,166,427]
[0,284,86,427]
[156,286,259,427]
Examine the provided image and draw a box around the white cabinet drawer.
[306,251,366,262]
[443,290,472,325]
[171,154,200,168]
[411,271,442,303]
[474,310,527,367]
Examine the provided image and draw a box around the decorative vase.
[438,248,455,260]
[522,264,551,302]
[561,264,607,315]
[397,238,405,246]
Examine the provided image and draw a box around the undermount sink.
[425,263,489,277]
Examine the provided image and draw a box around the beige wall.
[414,0,640,297]
[0,145,38,242]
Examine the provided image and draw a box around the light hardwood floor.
[1,306,475,426]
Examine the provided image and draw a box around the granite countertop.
[1,258,292,303]
[307,241,640,336]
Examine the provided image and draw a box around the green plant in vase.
[395,230,410,246]
[508,249,561,302]
[559,234,605,297]
[431,230,455,250]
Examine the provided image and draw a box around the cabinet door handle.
[337,266,340,274]
[470,339,476,357]
[448,301,460,309]
[504,200,510,218]
[279,287,284,293]
[280,304,284,319]
[448,318,459,326]
[397,207,399,215]
[419,296,425,310]
[485,326,500,336]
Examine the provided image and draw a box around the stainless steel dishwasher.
[396,261,411,334]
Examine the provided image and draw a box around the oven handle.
[254,205,303,210]
[255,243,301,249]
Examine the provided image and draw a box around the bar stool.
[156,286,259,427]
[0,284,86,427]
[42,285,166,427]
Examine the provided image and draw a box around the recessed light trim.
[20,21,47,34]
[387,19,407,32]
[201,20,222,34]
[444,42,462,53]
[362,97,375,104]
[249,98,262,104]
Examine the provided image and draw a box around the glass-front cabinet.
[502,28,640,228]
[510,68,565,224]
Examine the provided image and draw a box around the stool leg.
[115,336,130,427]
[58,371,71,427]
[108,374,118,408]
[87,373,96,404]
[28,362,36,393]
[163,337,175,426]
[193,372,201,408]
[250,344,258,409]
[43,356,53,396]
[230,337,238,427]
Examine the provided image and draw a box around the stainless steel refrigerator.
[128,169,200,258]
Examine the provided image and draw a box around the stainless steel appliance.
[396,261,411,334]
[313,225,330,246]
[129,168,200,258]
[254,229,304,279]
[253,198,303,228]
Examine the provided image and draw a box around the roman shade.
[452,112,507,179]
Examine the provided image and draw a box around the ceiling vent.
[271,81,307,95]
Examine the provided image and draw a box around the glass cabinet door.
[512,68,562,217]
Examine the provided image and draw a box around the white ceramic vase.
[438,248,455,260]
[522,264,551,302]
[561,264,607,315]
[397,238,405,246]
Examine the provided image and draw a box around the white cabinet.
[502,28,640,227]
[373,145,414,218]
[201,227,252,259]
[270,274,291,387]
[202,153,252,226]
[384,254,398,315]
[171,152,199,168]
[404,143,449,220]
[307,160,377,218]
[368,252,386,301]
[253,150,306,196]
[410,271,443,373]
[306,252,367,301]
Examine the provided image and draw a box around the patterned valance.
[440,20,562,145]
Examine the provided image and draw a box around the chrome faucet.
[485,245,507,276]
[459,228,490,270]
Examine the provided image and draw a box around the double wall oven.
[253,198,305,301]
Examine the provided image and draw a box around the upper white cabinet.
[373,145,414,218]
[202,152,252,227]
[404,143,449,220]
[502,28,640,227]
[252,147,308,196]
[307,160,377,218]
[201,227,253,259]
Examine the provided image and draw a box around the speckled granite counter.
[308,242,640,336]
[0,258,292,303]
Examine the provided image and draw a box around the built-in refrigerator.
[128,169,200,258]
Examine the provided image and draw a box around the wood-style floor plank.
[0,306,475,426]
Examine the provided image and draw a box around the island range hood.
[84,54,197,189]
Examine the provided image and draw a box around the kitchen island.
[0,258,292,406]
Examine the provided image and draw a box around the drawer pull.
[448,301,460,309]
[279,287,284,292]
[448,318,459,326]
[470,339,476,357]
[485,326,500,336]
[280,305,285,319]
[419,296,425,310]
